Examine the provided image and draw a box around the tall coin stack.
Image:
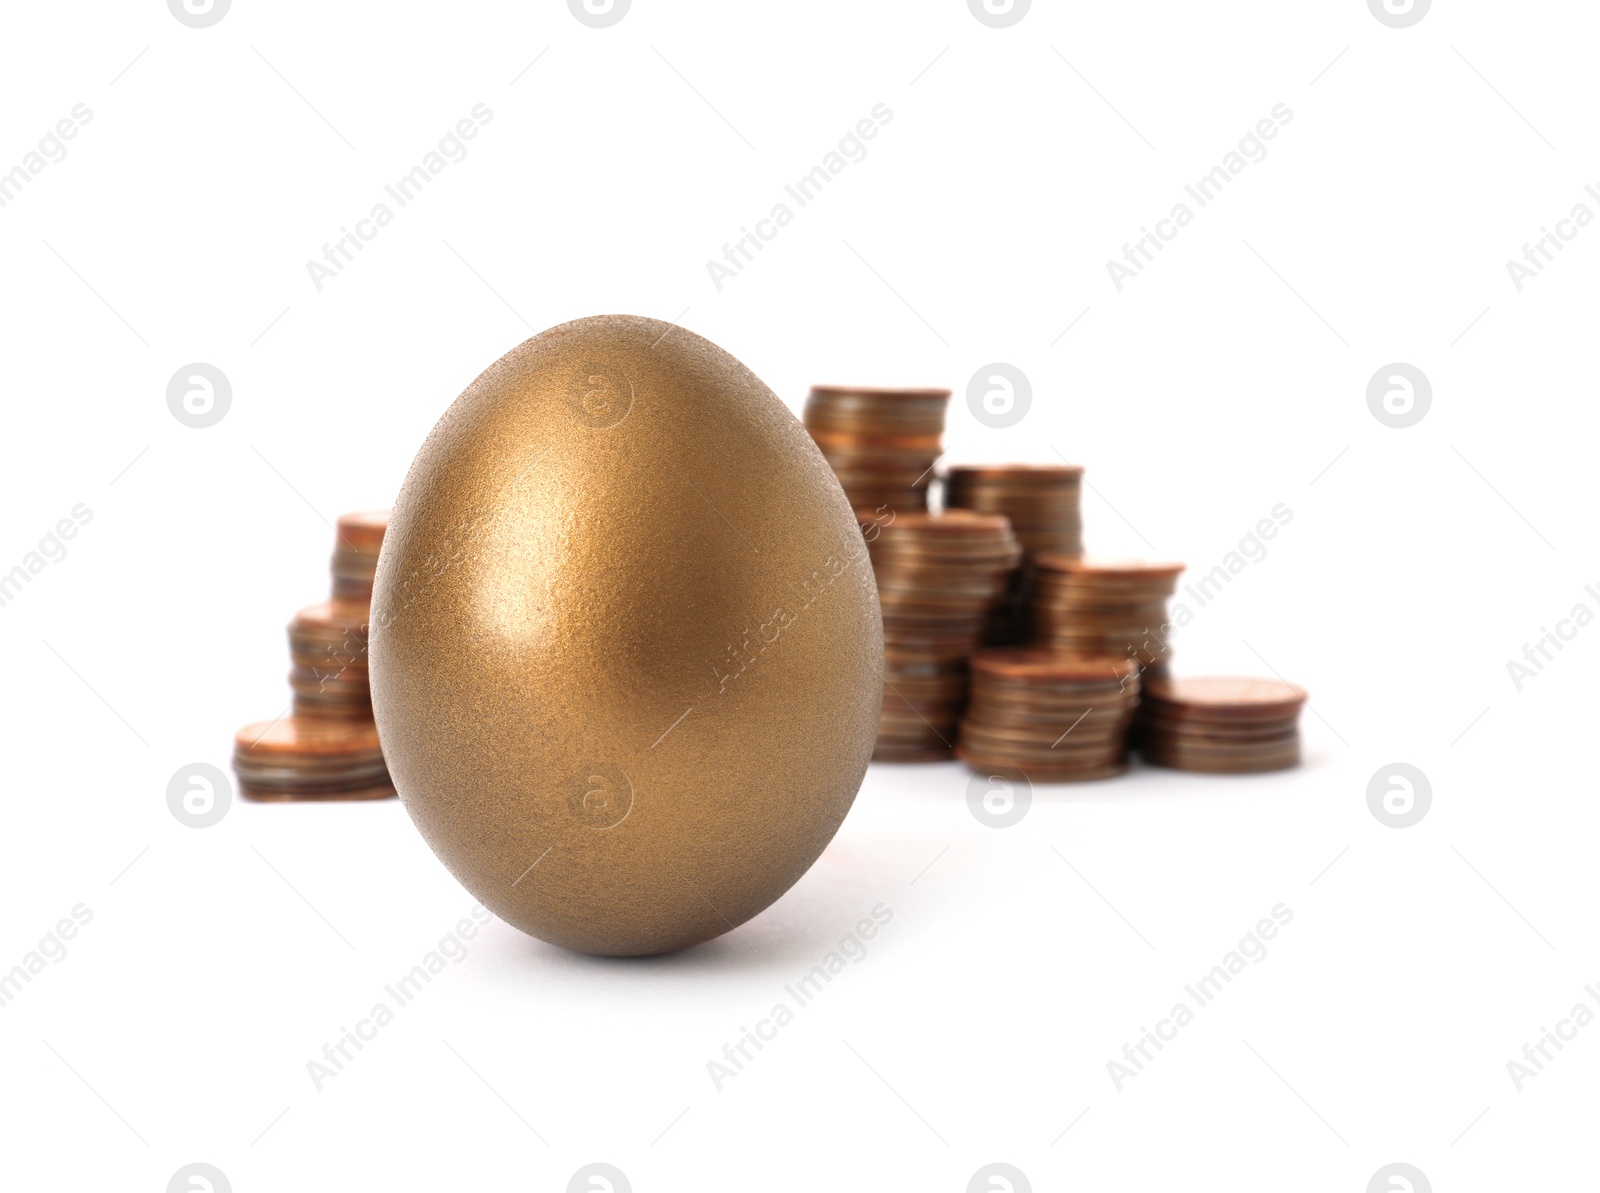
[1137,678,1306,773]
[943,464,1085,645]
[1031,557,1185,679]
[233,511,396,802]
[957,650,1140,781]
[863,510,1021,761]
[805,386,951,514]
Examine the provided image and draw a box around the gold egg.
[370,315,883,956]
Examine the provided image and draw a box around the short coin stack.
[1032,557,1185,677]
[957,649,1140,781]
[1137,677,1306,773]
[232,718,393,801]
[289,601,373,721]
[944,464,1086,645]
[864,510,1021,761]
[805,385,951,514]
[232,511,396,802]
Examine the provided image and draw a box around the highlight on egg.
[370,314,883,956]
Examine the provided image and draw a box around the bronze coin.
[885,649,973,668]
[335,510,389,555]
[1140,739,1301,774]
[290,600,369,635]
[232,758,393,785]
[288,693,373,716]
[331,578,374,603]
[884,671,966,690]
[957,721,1126,754]
[957,732,1127,761]
[290,648,367,675]
[868,534,1022,557]
[969,647,1138,683]
[946,498,1081,516]
[967,673,1138,700]
[946,463,1084,482]
[963,703,1135,733]
[1033,577,1179,598]
[1136,710,1301,741]
[879,590,998,610]
[968,691,1137,717]
[955,747,1127,783]
[884,658,967,678]
[234,716,384,763]
[1139,728,1300,755]
[870,509,1014,536]
[812,427,942,447]
[881,707,966,729]
[240,779,397,802]
[288,665,371,694]
[1143,676,1308,717]
[292,700,377,722]
[1035,555,1186,578]
[874,727,955,748]
[808,384,952,401]
[331,555,379,582]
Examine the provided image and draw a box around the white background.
[1,1,1595,1189]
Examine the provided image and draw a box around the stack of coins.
[1032,557,1185,678]
[804,386,951,514]
[943,464,1086,646]
[330,510,387,602]
[1137,677,1306,773]
[865,510,1021,761]
[289,601,373,721]
[232,511,396,801]
[957,649,1140,781]
[942,464,1084,557]
[232,718,394,801]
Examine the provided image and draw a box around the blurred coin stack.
[957,649,1140,781]
[805,385,951,514]
[232,511,396,801]
[1137,677,1306,773]
[943,464,1084,557]
[233,718,393,802]
[1031,557,1185,679]
[863,510,1021,761]
[288,601,373,722]
[944,464,1085,645]
[330,510,387,602]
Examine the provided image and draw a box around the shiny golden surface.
[370,315,883,956]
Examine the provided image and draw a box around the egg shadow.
[487,845,891,980]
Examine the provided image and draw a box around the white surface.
[1,1,1595,1190]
